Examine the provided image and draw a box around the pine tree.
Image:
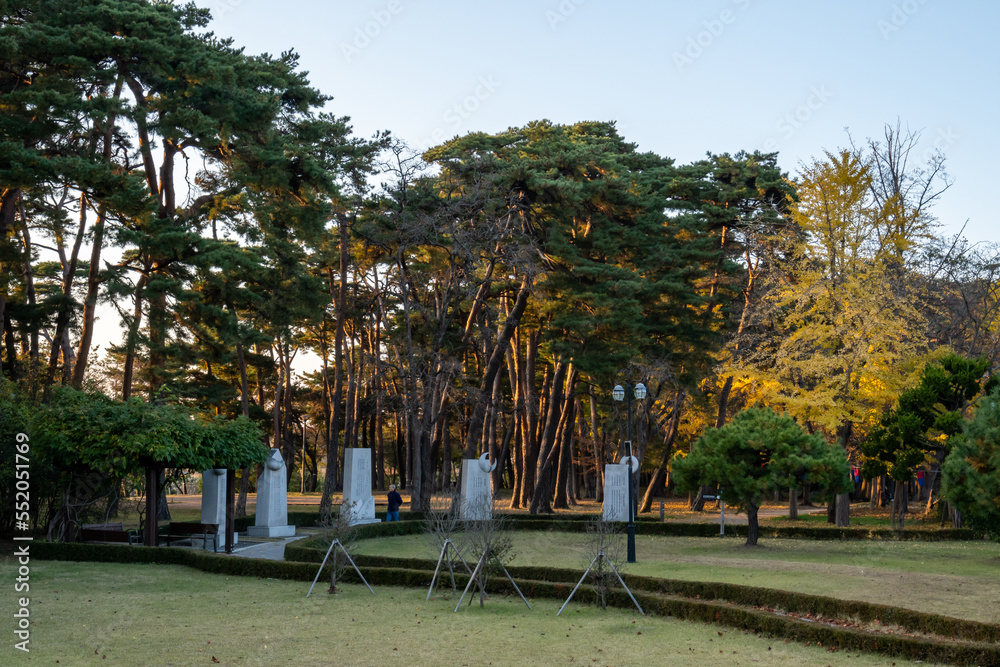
[672,406,850,545]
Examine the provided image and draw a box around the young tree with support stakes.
[671,407,851,546]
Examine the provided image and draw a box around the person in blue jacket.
[387,484,402,522]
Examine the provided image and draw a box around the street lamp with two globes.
[612,381,646,563]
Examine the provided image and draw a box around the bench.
[162,522,220,552]
[81,522,141,545]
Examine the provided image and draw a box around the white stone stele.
[460,454,495,521]
[200,468,236,550]
[602,461,630,522]
[342,448,380,526]
[248,449,296,538]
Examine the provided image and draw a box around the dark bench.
[81,522,141,545]
[162,522,219,552]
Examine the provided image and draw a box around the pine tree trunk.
[789,488,798,520]
[44,197,88,389]
[520,332,540,507]
[371,320,386,491]
[506,345,523,508]
[745,501,760,546]
[895,478,908,530]
[639,391,683,513]
[590,387,603,503]
[72,207,108,388]
[319,222,349,518]
[553,394,576,510]
[395,417,406,488]
[440,417,452,490]
[529,363,571,514]
[835,493,850,527]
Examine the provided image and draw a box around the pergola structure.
[142,466,243,552]
[31,388,267,554]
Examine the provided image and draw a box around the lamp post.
[613,381,646,563]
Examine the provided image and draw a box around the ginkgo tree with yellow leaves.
[731,145,937,525]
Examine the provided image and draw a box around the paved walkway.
[231,533,310,560]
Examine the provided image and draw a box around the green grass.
[2,560,911,666]
[350,532,1000,624]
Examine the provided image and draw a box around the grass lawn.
[765,513,891,527]
[350,532,1000,625]
[2,559,911,666]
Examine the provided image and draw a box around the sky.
[85,0,1000,365]
[201,0,997,244]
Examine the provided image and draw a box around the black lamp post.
[613,381,646,563]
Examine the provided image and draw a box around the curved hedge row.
[32,541,1000,666]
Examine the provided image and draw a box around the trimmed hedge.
[32,541,1000,666]
[228,508,980,541]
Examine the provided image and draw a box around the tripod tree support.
[306,538,374,598]
[427,538,472,599]
[453,549,531,612]
[557,550,644,616]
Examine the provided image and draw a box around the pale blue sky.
[203,0,998,245]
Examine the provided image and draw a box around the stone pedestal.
[201,468,236,550]
[248,449,295,538]
[342,448,380,526]
[460,455,494,520]
[602,463,629,522]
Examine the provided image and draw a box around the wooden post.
[144,465,159,547]
[226,468,236,553]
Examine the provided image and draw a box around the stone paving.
[230,533,310,560]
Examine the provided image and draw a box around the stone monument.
[460,453,495,520]
[200,468,235,549]
[342,448,380,526]
[602,456,637,522]
[248,449,295,537]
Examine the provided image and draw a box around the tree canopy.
[2,0,998,537]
